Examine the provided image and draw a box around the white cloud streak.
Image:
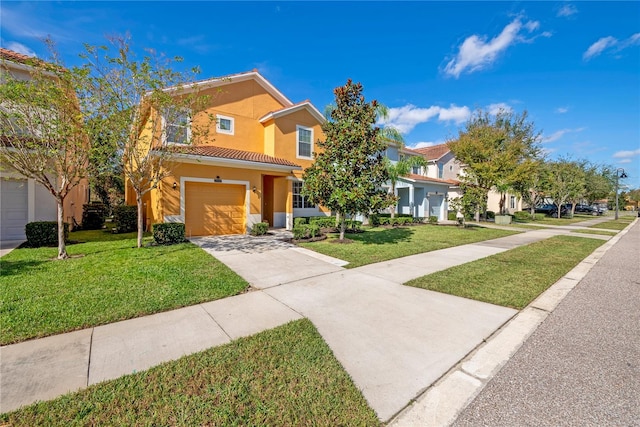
[444,17,549,78]
[379,104,470,133]
[4,41,37,57]
[555,107,569,114]
[542,127,585,143]
[583,33,640,60]
[613,149,640,159]
[557,4,578,17]
[487,103,513,115]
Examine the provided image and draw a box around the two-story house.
[414,143,523,215]
[384,144,455,220]
[128,70,328,236]
[0,47,88,242]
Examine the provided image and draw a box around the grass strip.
[405,235,604,309]
[571,229,618,236]
[299,225,517,268]
[587,219,634,230]
[0,319,379,426]
[1,231,248,345]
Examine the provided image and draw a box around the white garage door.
[1,179,28,241]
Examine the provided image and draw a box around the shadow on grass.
[352,226,415,245]
[0,259,46,277]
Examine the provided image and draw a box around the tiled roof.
[170,145,301,168]
[0,47,34,64]
[412,143,451,161]
[405,174,460,185]
[259,100,325,124]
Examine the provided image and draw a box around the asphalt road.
[453,220,640,427]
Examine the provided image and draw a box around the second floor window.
[166,110,190,145]
[510,196,516,209]
[438,163,444,179]
[293,181,315,208]
[297,125,313,159]
[412,166,421,175]
[216,114,234,135]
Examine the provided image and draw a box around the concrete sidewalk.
[0,220,622,418]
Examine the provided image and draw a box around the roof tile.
[412,143,451,161]
[170,145,301,168]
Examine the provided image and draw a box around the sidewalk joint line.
[198,304,232,341]
[86,328,94,387]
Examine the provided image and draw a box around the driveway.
[190,231,346,289]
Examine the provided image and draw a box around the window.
[510,196,516,209]
[297,125,313,159]
[412,166,421,175]
[166,110,190,144]
[216,114,234,135]
[293,181,315,208]
[438,163,444,179]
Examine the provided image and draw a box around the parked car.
[534,204,556,215]
[574,204,596,214]
[548,204,570,217]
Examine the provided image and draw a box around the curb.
[388,218,638,427]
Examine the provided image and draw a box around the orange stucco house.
[126,70,327,237]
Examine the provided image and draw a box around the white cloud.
[583,33,640,61]
[410,142,437,149]
[443,17,548,78]
[583,36,618,60]
[542,127,584,143]
[613,149,640,159]
[4,41,37,57]
[487,103,513,115]
[555,107,569,114]
[557,4,578,17]
[618,159,632,164]
[380,104,470,133]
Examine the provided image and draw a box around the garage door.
[1,179,28,241]
[185,182,246,236]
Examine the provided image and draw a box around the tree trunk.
[136,194,144,248]
[56,197,69,260]
[339,214,346,241]
[390,185,396,219]
[499,193,506,215]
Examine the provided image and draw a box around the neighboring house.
[0,48,87,242]
[128,70,327,236]
[383,144,454,221]
[414,143,524,215]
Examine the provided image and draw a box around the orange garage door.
[185,182,246,236]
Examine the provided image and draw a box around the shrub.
[113,205,137,233]
[368,213,380,227]
[448,210,457,221]
[513,211,546,221]
[251,222,269,236]
[428,216,438,224]
[413,217,425,224]
[25,221,68,247]
[152,223,186,245]
[292,223,322,240]
[81,202,107,230]
[294,217,307,226]
[486,211,496,219]
[309,216,336,229]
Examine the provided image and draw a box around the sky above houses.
[2,1,639,189]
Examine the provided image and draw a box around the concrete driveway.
[190,232,347,289]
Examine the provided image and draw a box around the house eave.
[167,152,301,173]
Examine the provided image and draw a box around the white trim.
[168,152,301,172]
[27,179,35,222]
[216,114,234,135]
[179,177,251,234]
[259,102,325,124]
[296,125,313,160]
[160,71,293,107]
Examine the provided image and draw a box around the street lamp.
[615,168,628,220]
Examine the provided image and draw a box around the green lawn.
[0,229,248,345]
[588,218,635,230]
[298,225,518,268]
[0,319,380,426]
[571,229,618,236]
[406,235,604,309]
[514,214,596,226]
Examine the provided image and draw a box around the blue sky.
[2,1,639,189]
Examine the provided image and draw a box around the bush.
[448,210,457,221]
[294,217,307,226]
[309,216,336,229]
[292,223,322,240]
[153,223,186,245]
[25,221,68,247]
[81,202,107,230]
[413,217,425,224]
[513,211,546,221]
[368,213,380,227]
[486,211,496,220]
[428,216,438,224]
[251,222,269,236]
[113,205,137,233]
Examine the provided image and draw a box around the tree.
[583,163,615,205]
[512,159,547,218]
[448,109,541,217]
[78,37,212,247]
[302,80,394,240]
[384,155,427,218]
[544,158,585,218]
[0,46,89,259]
[626,188,640,210]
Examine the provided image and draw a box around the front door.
[262,175,274,227]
